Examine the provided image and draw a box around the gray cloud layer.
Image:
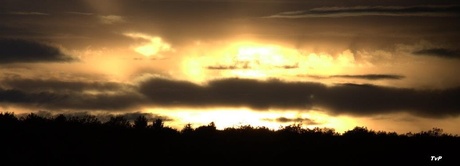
[268,5,460,18]
[301,74,405,80]
[331,74,404,80]
[1,77,459,117]
[206,64,298,70]
[139,78,460,118]
[413,48,460,59]
[0,39,75,63]
[1,78,128,92]
[0,79,142,110]
[1,0,459,53]
[263,117,320,125]
[7,12,49,16]
[0,88,143,110]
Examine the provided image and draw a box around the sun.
[180,40,357,84]
[181,42,302,82]
[236,45,290,65]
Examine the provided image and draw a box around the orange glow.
[181,41,358,83]
[145,107,359,133]
[124,33,173,57]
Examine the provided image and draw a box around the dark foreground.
[1,113,458,166]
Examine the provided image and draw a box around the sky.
[1,0,460,134]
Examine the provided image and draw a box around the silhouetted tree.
[21,113,49,126]
[105,116,131,128]
[69,115,100,125]
[305,127,338,137]
[195,122,217,135]
[54,114,67,123]
[279,123,304,134]
[343,126,376,138]
[181,123,194,134]
[134,115,148,129]
[208,122,216,128]
[376,131,398,137]
[237,124,254,131]
[427,127,443,137]
[415,127,445,137]
[151,118,164,130]
[0,112,19,127]
[254,126,272,134]
[1,112,460,166]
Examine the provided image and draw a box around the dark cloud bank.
[0,79,142,110]
[331,74,404,80]
[0,39,74,63]
[413,48,460,59]
[1,78,127,92]
[300,74,404,80]
[269,5,460,18]
[1,78,459,118]
[139,78,460,118]
[263,117,319,125]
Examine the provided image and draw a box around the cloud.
[66,12,94,16]
[207,65,248,70]
[124,33,173,57]
[0,78,129,92]
[0,39,75,64]
[2,77,460,118]
[280,64,299,69]
[99,15,125,24]
[0,79,143,111]
[7,11,49,16]
[331,74,404,80]
[0,88,143,111]
[0,88,144,110]
[114,112,173,122]
[304,74,404,80]
[412,48,460,59]
[300,74,405,80]
[267,5,460,18]
[139,78,460,118]
[263,117,320,125]
[207,63,298,70]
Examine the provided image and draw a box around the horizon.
[1,0,460,135]
[2,111,457,136]
[3,111,458,137]
[3,111,456,165]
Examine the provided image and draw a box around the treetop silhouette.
[1,112,458,165]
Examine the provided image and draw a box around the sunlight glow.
[124,33,173,57]
[180,41,357,83]
[145,107,359,133]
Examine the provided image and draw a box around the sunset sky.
[1,0,460,134]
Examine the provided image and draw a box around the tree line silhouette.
[1,112,458,166]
